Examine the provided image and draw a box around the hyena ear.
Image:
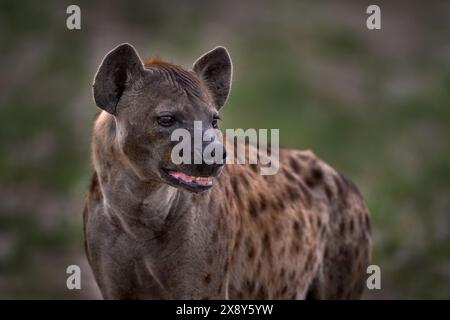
[93,43,144,115]
[193,46,232,109]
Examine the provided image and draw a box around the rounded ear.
[93,43,144,115]
[192,46,232,109]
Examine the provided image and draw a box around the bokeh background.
[0,0,449,299]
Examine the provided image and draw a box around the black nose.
[202,143,227,167]
[210,147,227,161]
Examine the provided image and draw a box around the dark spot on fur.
[304,259,312,272]
[262,233,271,253]
[248,245,255,260]
[305,177,315,188]
[241,175,250,188]
[235,228,242,246]
[246,236,255,259]
[245,279,255,294]
[279,246,286,257]
[315,217,322,229]
[349,219,355,233]
[287,186,301,201]
[293,221,300,232]
[339,220,347,235]
[279,267,286,279]
[290,241,300,255]
[325,186,333,200]
[311,167,323,181]
[259,196,268,211]
[224,185,230,199]
[204,274,211,284]
[224,260,229,273]
[256,286,267,299]
[232,176,239,195]
[256,261,262,275]
[307,250,314,262]
[212,229,219,242]
[328,273,333,281]
[248,199,258,217]
[250,164,258,173]
[290,158,301,173]
[274,197,286,211]
[280,285,288,296]
[289,271,296,282]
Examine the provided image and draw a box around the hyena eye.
[212,116,220,129]
[157,115,175,127]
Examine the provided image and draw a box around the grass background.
[0,0,449,299]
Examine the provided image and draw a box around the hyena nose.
[222,148,227,162]
[210,147,227,161]
[203,143,227,166]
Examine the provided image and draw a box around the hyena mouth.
[166,170,213,189]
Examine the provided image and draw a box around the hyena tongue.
[168,171,213,186]
[169,171,192,182]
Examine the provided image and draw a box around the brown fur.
[83,44,371,299]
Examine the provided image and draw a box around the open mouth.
[161,169,215,192]
[168,170,213,187]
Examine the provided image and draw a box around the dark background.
[0,0,449,299]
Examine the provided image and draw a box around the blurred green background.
[0,0,449,299]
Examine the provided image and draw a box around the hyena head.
[93,43,232,193]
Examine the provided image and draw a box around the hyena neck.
[94,144,193,238]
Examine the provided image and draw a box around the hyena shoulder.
[209,144,371,299]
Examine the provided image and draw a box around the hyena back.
[83,44,371,299]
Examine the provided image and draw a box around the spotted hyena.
[83,43,372,299]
